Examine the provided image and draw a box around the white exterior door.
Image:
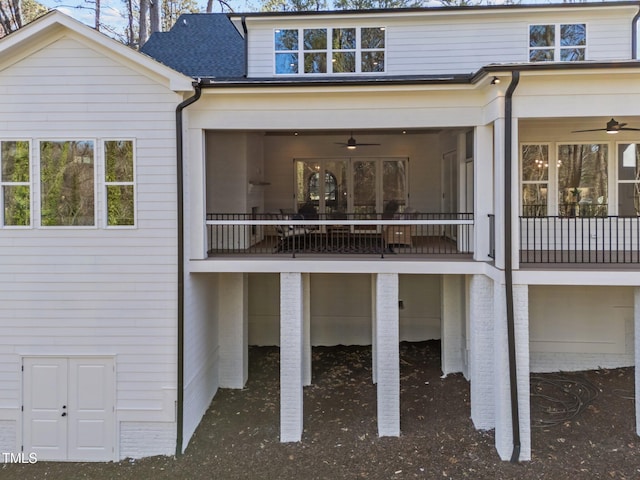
[23,357,115,461]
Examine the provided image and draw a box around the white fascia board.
[0,11,194,92]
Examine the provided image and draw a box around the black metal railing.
[488,214,495,259]
[522,204,608,218]
[206,212,474,257]
[520,216,640,263]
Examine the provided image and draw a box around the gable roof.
[141,14,245,79]
[0,10,194,91]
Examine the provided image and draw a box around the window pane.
[362,51,384,72]
[529,49,554,62]
[107,185,134,226]
[558,144,608,217]
[561,24,585,46]
[3,185,30,226]
[383,160,407,211]
[40,140,95,226]
[530,25,554,47]
[275,29,298,50]
[1,141,30,182]
[361,27,385,49]
[333,28,355,50]
[276,53,298,74]
[618,183,640,216]
[522,144,549,181]
[303,29,326,50]
[353,160,376,216]
[324,160,347,215]
[332,52,355,73]
[522,185,547,217]
[304,52,326,73]
[560,48,585,61]
[105,140,133,182]
[618,144,640,181]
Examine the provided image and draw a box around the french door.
[295,157,408,219]
[23,357,115,461]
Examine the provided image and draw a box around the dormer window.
[529,23,586,62]
[274,27,385,75]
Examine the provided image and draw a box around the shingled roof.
[141,13,245,79]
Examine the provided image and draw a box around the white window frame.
[38,139,98,229]
[103,139,137,229]
[274,26,386,75]
[520,143,552,216]
[0,139,32,228]
[615,142,640,217]
[528,23,587,62]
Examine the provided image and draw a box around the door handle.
[61,412,67,417]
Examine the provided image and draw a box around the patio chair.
[275,210,310,253]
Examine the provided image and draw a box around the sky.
[35,0,257,37]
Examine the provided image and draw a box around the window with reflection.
[521,144,549,217]
[275,26,385,74]
[617,143,640,216]
[1,140,30,227]
[557,144,607,217]
[105,140,135,227]
[40,140,95,226]
[529,24,585,62]
[275,29,299,74]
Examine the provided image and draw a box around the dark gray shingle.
[141,14,245,79]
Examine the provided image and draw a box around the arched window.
[307,171,337,203]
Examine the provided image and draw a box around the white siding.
[0,37,183,458]
[529,286,635,372]
[246,6,635,77]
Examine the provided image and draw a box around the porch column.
[469,274,494,429]
[280,272,304,442]
[493,118,506,270]
[375,273,400,437]
[371,274,377,384]
[493,282,531,461]
[303,273,311,386]
[634,288,640,435]
[441,275,466,376]
[474,124,494,262]
[218,273,248,389]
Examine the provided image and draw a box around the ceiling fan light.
[606,129,618,134]
[347,144,357,150]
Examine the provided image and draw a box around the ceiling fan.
[572,118,640,134]
[335,132,381,149]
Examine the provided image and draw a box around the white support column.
[218,273,248,389]
[509,117,520,271]
[441,275,465,376]
[469,274,494,429]
[493,118,506,270]
[280,272,304,442]
[375,273,400,437]
[303,273,311,387]
[634,288,640,435]
[371,274,377,384]
[493,282,531,461]
[474,124,494,262]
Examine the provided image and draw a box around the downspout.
[633,5,640,59]
[241,16,248,77]
[504,70,520,463]
[175,81,202,457]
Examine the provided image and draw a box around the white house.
[1,1,640,463]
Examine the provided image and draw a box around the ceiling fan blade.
[620,127,640,131]
[356,142,381,146]
[571,128,605,133]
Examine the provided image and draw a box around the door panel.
[68,359,115,461]
[23,358,68,461]
[23,357,115,462]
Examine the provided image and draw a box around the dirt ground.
[3,341,639,479]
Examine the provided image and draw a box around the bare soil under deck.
[3,341,638,479]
